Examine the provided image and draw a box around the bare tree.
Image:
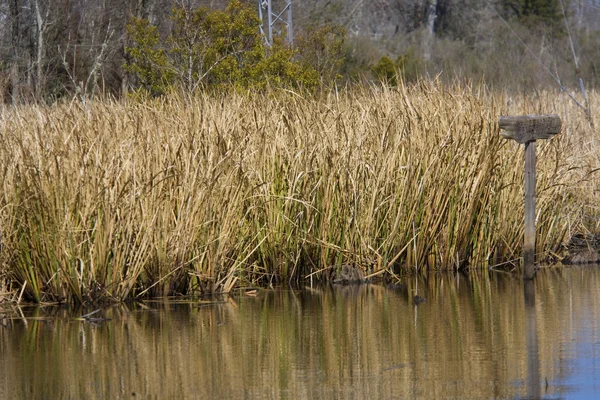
[7,0,22,101]
[33,0,49,97]
[423,0,438,61]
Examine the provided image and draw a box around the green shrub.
[295,24,347,85]
[372,49,422,85]
[254,38,320,90]
[124,18,174,96]
[124,0,338,94]
[372,56,396,84]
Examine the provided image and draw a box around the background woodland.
[1,0,599,102]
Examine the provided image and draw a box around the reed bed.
[0,81,597,302]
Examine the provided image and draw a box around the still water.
[1,267,600,399]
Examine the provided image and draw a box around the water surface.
[1,267,600,399]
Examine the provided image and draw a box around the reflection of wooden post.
[524,280,540,398]
[499,114,562,280]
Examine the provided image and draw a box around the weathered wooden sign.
[499,114,561,143]
[498,114,562,280]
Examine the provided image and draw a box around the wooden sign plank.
[499,114,561,144]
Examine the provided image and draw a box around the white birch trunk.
[423,0,437,62]
[34,0,46,97]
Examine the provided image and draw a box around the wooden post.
[499,114,561,280]
[524,141,536,279]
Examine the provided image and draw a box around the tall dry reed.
[0,81,597,302]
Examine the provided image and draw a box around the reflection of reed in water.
[1,269,600,399]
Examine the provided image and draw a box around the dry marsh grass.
[0,81,598,302]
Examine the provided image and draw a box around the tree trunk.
[34,0,47,98]
[8,0,21,101]
[423,0,438,62]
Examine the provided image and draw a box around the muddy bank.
[562,234,600,265]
